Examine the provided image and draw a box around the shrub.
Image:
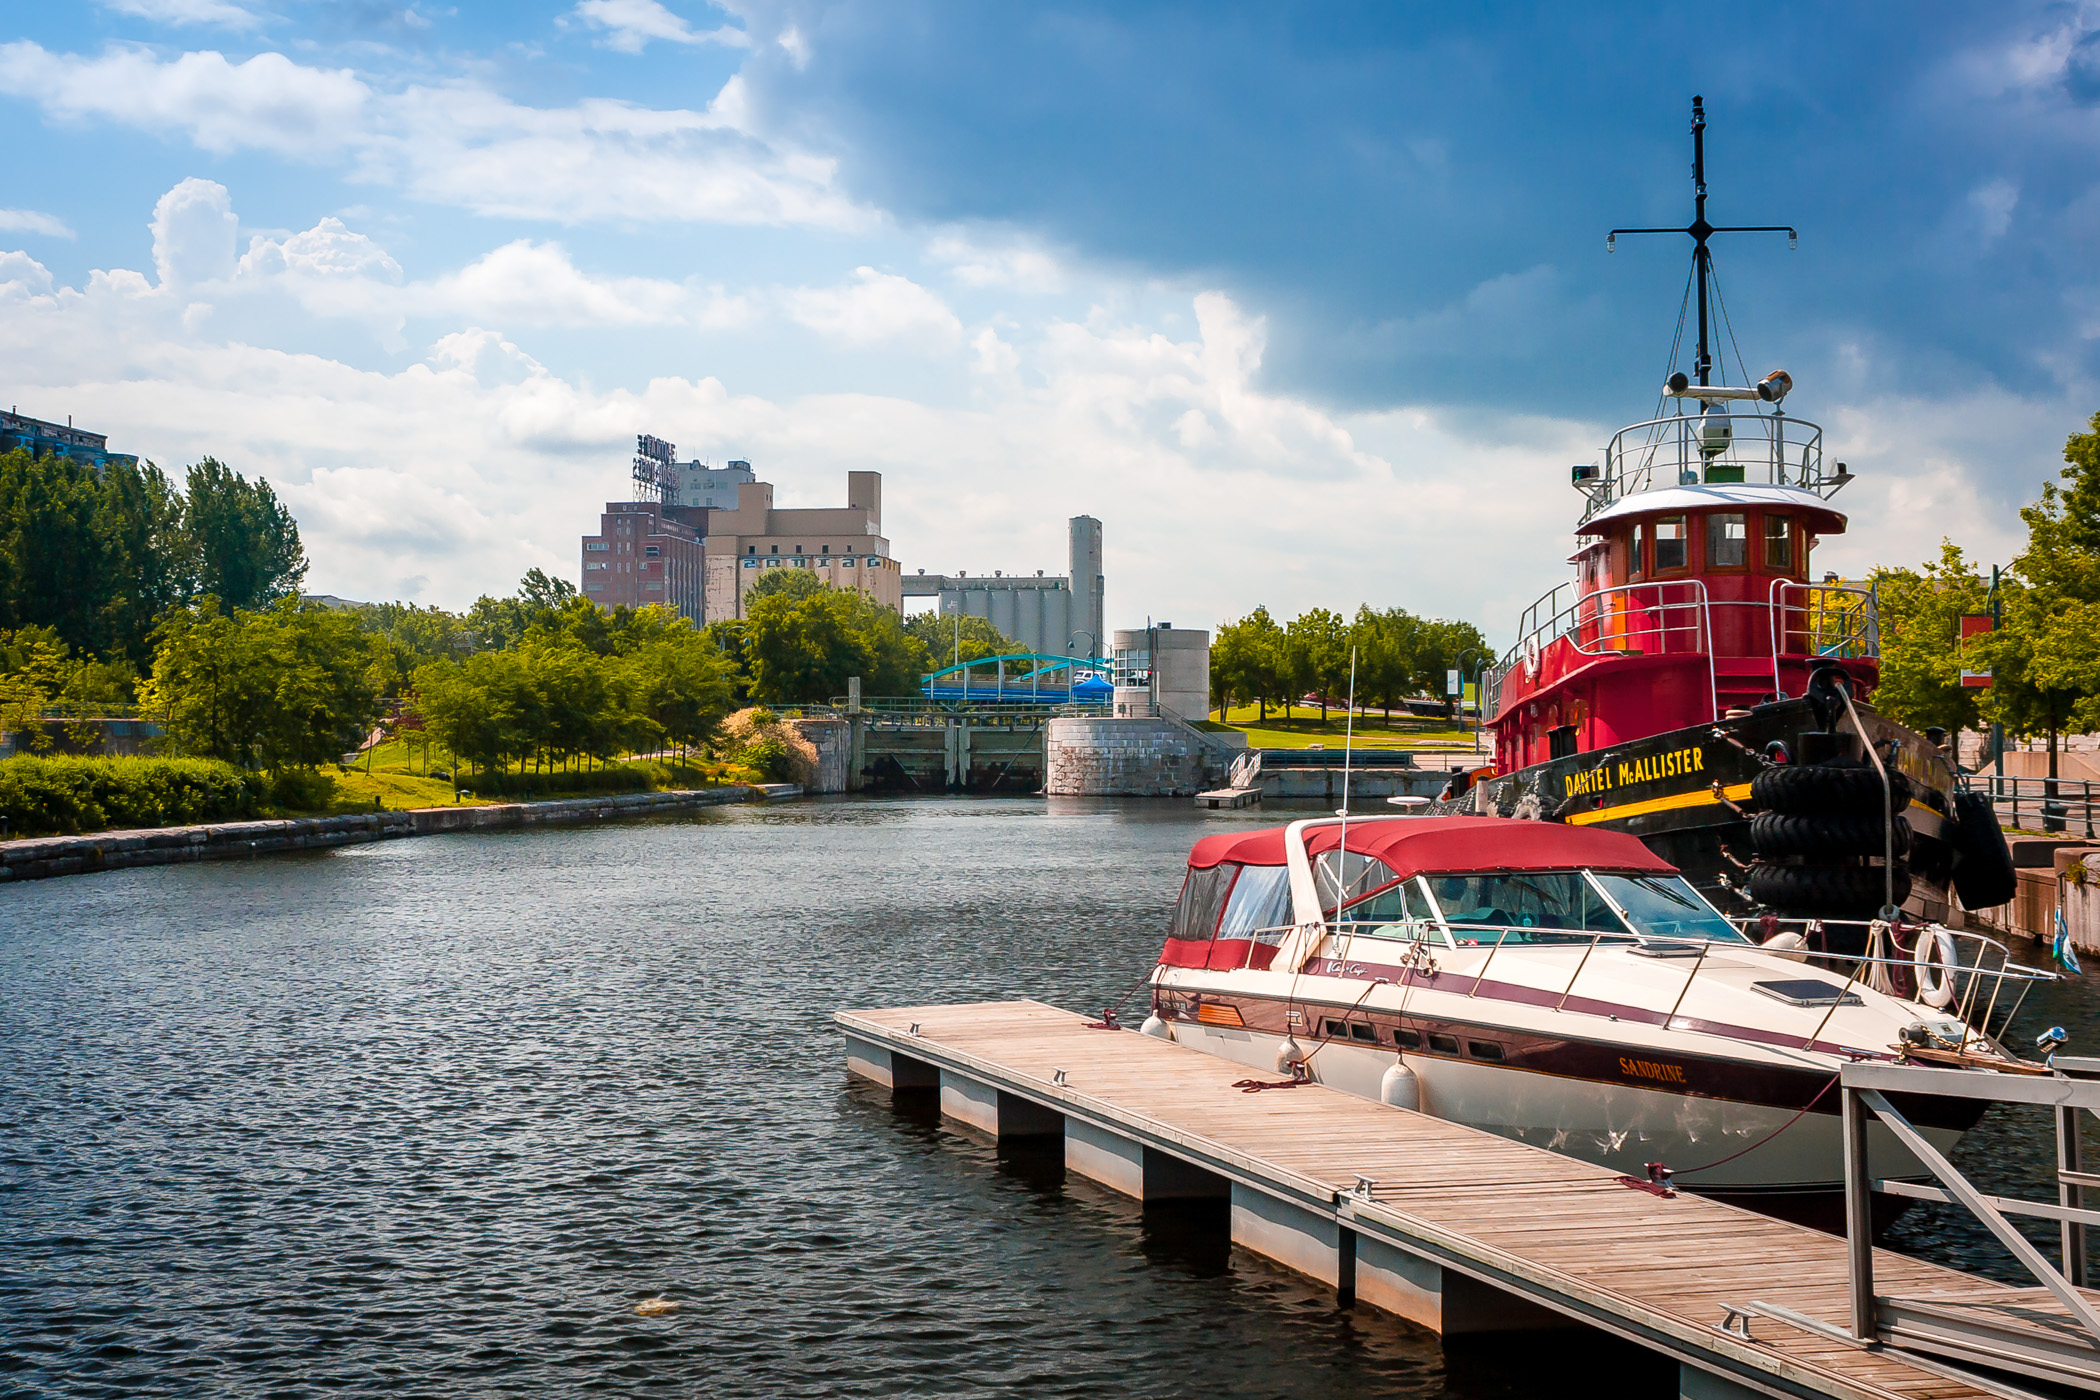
[0,755,266,837]
[266,767,338,812]
[720,707,817,785]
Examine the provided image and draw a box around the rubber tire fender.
[1948,788,2018,911]
[1748,811,1912,860]
[1751,760,1913,818]
[1746,862,1913,918]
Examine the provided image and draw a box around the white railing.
[1584,410,1844,525]
[1767,578,1878,673]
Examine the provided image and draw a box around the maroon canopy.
[1184,815,1676,879]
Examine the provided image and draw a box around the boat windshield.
[1423,872,1632,945]
[1593,873,1748,943]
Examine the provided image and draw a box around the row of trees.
[1870,411,2100,770]
[0,450,305,670]
[1211,605,1489,722]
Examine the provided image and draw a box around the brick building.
[580,501,706,621]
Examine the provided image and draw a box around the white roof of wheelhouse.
[1578,483,1847,535]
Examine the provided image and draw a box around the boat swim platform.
[838,999,2082,1400]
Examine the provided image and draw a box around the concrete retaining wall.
[787,718,853,794]
[0,784,800,883]
[1045,716,1219,796]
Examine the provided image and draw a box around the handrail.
[1976,774,2100,838]
[1582,408,1843,526]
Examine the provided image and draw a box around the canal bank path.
[0,783,805,883]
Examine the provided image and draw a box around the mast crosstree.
[1607,96,1796,389]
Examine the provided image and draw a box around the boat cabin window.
[1653,517,1687,571]
[1421,871,1630,944]
[1169,864,1237,942]
[1706,513,1748,569]
[1592,874,1748,943]
[1630,523,1647,579]
[1217,864,1293,941]
[1315,849,1399,913]
[1333,875,1445,943]
[1763,514,1793,571]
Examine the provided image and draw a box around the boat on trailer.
[1143,813,2055,1230]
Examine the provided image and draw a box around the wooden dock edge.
[838,1002,1990,1400]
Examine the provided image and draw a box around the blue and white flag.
[2056,907,2084,975]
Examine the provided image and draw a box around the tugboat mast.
[1608,97,1797,389]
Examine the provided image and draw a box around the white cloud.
[100,0,263,28]
[928,231,1065,293]
[0,251,55,298]
[151,177,238,287]
[1970,178,2019,243]
[0,42,864,229]
[568,0,748,54]
[787,267,962,348]
[0,209,74,239]
[0,45,369,157]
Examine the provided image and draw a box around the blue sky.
[2,1,2096,641]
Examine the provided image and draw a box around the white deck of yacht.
[840,998,2080,1400]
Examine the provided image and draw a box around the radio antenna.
[1607,96,1796,388]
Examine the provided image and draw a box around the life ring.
[1523,633,1541,679]
[1912,927,1958,1009]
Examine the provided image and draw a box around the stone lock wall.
[787,717,853,794]
[1044,716,1217,797]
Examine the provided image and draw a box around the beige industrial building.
[702,470,903,621]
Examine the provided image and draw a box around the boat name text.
[1562,745,1706,800]
[1619,1056,1687,1084]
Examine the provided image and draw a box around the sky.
[3,1,2099,646]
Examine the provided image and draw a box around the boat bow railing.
[1583,410,1842,525]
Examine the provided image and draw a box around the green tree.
[255,600,384,771]
[1212,606,1287,720]
[744,580,928,703]
[1984,412,2100,776]
[1284,607,1350,721]
[904,610,1020,674]
[140,600,273,766]
[1865,543,1989,738]
[624,616,737,762]
[185,458,306,610]
[1354,606,1424,721]
[1412,617,1491,718]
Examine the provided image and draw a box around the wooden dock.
[839,999,2075,1400]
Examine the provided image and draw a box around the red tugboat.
[1438,99,2018,938]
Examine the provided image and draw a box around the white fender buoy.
[1139,1014,1172,1040]
[1379,1060,1420,1110]
[1913,927,1959,1009]
[1275,1036,1305,1073]
[1761,930,1809,963]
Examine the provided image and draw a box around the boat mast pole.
[1691,95,1711,388]
[1607,96,1797,390]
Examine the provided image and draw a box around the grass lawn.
[301,739,753,815]
[1202,703,1480,751]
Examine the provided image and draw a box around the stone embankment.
[0,784,803,884]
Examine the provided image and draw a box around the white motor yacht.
[1144,814,2054,1229]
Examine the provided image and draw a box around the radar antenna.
[1607,96,1796,388]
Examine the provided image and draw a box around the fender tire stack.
[1745,760,1914,937]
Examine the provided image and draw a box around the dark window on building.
[1348,1023,1378,1042]
[747,545,755,555]
[770,545,778,554]
[1428,1033,1460,1055]
[645,546,660,557]
[1468,1040,1505,1061]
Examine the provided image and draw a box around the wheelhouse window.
[1630,523,1647,579]
[1592,874,1747,942]
[1763,515,1793,571]
[1706,513,1748,569]
[1169,864,1237,942]
[1653,517,1687,571]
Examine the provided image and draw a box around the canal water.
[1,797,2093,1397]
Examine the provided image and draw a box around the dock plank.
[842,1000,2092,1400]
